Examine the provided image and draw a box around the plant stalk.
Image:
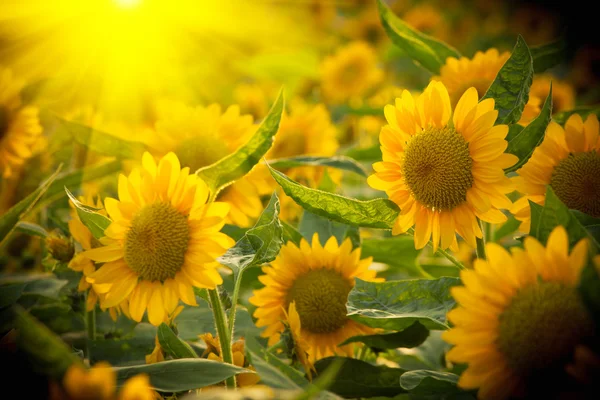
[227,270,244,339]
[85,300,96,361]
[476,219,487,260]
[208,288,236,389]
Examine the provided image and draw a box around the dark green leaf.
[114,359,252,392]
[221,224,248,241]
[314,357,406,398]
[377,0,460,74]
[399,370,461,395]
[269,166,399,229]
[361,236,423,276]
[347,278,460,330]
[269,156,367,177]
[218,193,283,274]
[0,167,61,245]
[578,260,600,327]
[65,187,111,239]
[281,220,304,245]
[299,210,357,246]
[197,89,284,195]
[482,36,533,125]
[553,107,600,125]
[505,87,553,173]
[572,210,600,246]
[15,222,48,238]
[157,323,198,359]
[343,144,382,162]
[493,215,521,242]
[531,38,568,73]
[339,321,429,351]
[245,336,305,389]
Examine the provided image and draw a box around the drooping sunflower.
[511,113,600,231]
[321,41,383,104]
[249,234,382,362]
[0,66,43,178]
[84,152,234,326]
[443,226,595,399]
[368,82,516,251]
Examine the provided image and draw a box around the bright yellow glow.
[114,0,142,9]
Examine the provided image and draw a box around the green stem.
[85,300,96,360]
[208,288,236,389]
[485,221,495,244]
[476,219,487,260]
[227,270,243,340]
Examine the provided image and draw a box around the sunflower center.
[286,269,352,334]
[550,152,600,217]
[124,202,190,281]
[403,126,473,210]
[0,106,10,139]
[272,128,306,158]
[340,62,362,84]
[497,282,594,376]
[175,136,231,172]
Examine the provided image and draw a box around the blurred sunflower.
[342,8,387,46]
[402,4,450,43]
[443,226,594,399]
[530,74,576,114]
[250,234,381,362]
[512,114,600,231]
[84,152,234,326]
[321,41,383,104]
[368,82,516,251]
[232,82,271,120]
[199,333,259,387]
[0,66,43,178]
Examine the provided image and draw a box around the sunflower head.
[530,74,575,114]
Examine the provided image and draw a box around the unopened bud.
[46,231,74,263]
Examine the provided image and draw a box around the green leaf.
[553,107,600,125]
[361,236,423,276]
[493,215,521,242]
[347,277,460,330]
[377,0,460,74]
[218,193,283,275]
[343,144,382,162]
[572,210,600,246]
[314,357,406,398]
[0,167,61,245]
[531,38,568,73]
[57,117,147,159]
[269,166,399,229]
[339,321,429,351]
[482,35,533,125]
[299,210,357,247]
[114,359,252,392]
[269,155,367,177]
[90,336,155,366]
[15,222,48,238]
[281,220,304,245]
[245,336,305,389]
[157,323,198,359]
[529,186,599,249]
[64,187,111,239]
[399,370,462,395]
[578,261,600,327]
[504,87,553,173]
[197,89,284,196]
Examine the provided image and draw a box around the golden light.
[114,0,142,9]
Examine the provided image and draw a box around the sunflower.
[402,3,450,43]
[321,41,383,104]
[199,333,260,387]
[368,82,516,251]
[249,234,381,362]
[443,226,594,399]
[146,100,264,227]
[0,66,43,178]
[530,74,576,114]
[342,8,386,46]
[84,152,234,326]
[511,114,600,231]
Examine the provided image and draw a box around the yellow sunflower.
[368,82,517,251]
[443,226,594,399]
[146,100,264,227]
[84,152,234,326]
[0,66,43,178]
[530,74,576,114]
[249,234,382,362]
[321,41,383,104]
[511,114,600,231]
[402,4,450,43]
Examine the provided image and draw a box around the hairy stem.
[208,288,236,389]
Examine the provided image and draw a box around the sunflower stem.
[85,302,96,360]
[436,247,467,270]
[476,219,487,260]
[208,288,236,389]
[227,270,243,339]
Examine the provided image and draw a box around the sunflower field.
[1,0,599,399]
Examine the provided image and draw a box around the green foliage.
[399,370,464,396]
[174,304,259,341]
[65,187,111,239]
[347,278,460,330]
[0,274,67,309]
[361,236,423,276]
[530,38,567,73]
[114,359,251,392]
[343,144,382,162]
[493,216,521,242]
[245,336,306,389]
[269,166,399,229]
[377,0,460,74]
[299,210,360,247]
[339,321,429,351]
[157,323,199,359]
[281,220,304,245]
[482,36,533,125]
[269,155,367,177]
[553,107,600,125]
[15,222,49,238]
[0,167,61,245]
[578,261,600,327]
[504,87,552,173]
[197,89,284,196]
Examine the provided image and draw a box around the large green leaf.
[269,166,399,229]
[339,321,429,351]
[343,144,382,162]
[218,193,283,275]
[530,38,567,73]
[377,0,460,74]
[245,336,306,389]
[114,359,251,392]
[268,156,367,177]
[504,87,553,173]
[553,107,600,125]
[399,370,463,395]
[157,323,198,359]
[361,236,423,276]
[65,187,111,240]
[347,278,460,330]
[529,186,599,249]
[298,210,359,247]
[197,89,284,196]
[314,357,406,398]
[482,36,533,125]
[0,167,61,245]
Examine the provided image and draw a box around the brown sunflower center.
[497,282,594,376]
[286,269,352,334]
[0,106,10,140]
[550,151,600,217]
[175,136,231,173]
[403,126,474,210]
[124,202,189,281]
